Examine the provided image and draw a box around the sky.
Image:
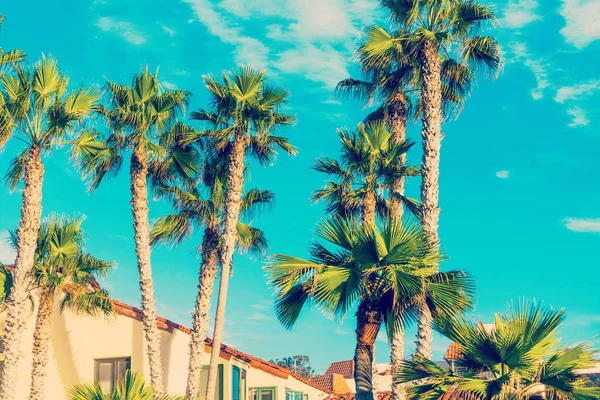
[1,0,599,373]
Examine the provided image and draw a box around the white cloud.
[246,312,270,321]
[563,218,600,233]
[496,170,511,179]
[96,17,147,45]
[554,80,600,103]
[184,0,269,68]
[162,81,177,90]
[559,0,600,48]
[500,0,541,28]
[506,42,550,100]
[0,230,16,265]
[160,24,176,37]
[567,107,590,127]
[276,44,349,89]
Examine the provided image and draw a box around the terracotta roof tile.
[325,360,354,378]
[443,342,464,360]
[310,373,351,394]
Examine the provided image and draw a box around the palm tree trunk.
[389,327,406,400]
[0,148,44,400]
[387,92,408,400]
[362,177,377,228]
[354,301,382,400]
[28,287,54,400]
[416,40,443,360]
[130,145,163,393]
[387,91,408,221]
[205,130,246,400]
[185,223,220,400]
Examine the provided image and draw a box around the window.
[286,389,305,400]
[250,387,276,400]
[232,366,247,400]
[94,357,130,393]
[197,364,223,400]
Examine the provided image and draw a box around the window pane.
[232,368,240,400]
[260,389,273,400]
[286,391,293,400]
[295,392,303,400]
[115,360,129,385]
[97,362,113,393]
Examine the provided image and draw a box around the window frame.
[94,357,131,393]
[232,365,247,400]
[250,386,277,400]
[285,388,306,400]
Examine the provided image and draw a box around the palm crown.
[183,67,297,163]
[314,121,420,221]
[151,147,274,257]
[0,56,102,189]
[267,216,474,336]
[76,67,197,189]
[4,213,114,315]
[397,301,600,400]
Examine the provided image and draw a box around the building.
[0,286,331,400]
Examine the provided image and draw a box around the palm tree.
[313,120,419,226]
[75,68,197,393]
[0,56,102,400]
[183,67,296,400]
[267,217,474,400]
[361,0,502,359]
[397,301,600,400]
[0,15,25,66]
[150,146,274,400]
[70,370,186,400]
[1,214,114,400]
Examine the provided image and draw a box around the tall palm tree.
[75,68,197,393]
[267,217,474,400]
[70,370,186,400]
[150,146,274,400]
[314,120,419,227]
[397,301,600,400]
[362,0,501,359]
[1,214,114,400]
[184,67,296,400]
[0,15,25,66]
[0,56,102,400]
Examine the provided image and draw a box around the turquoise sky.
[1,0,599,372]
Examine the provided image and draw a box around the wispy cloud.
[246,312,270,321]
[0,231,16,265]
[564,314,600,327]
[563,218,600,233]
[96,17,147,45]
[160,23,176,37]
[496,170,511,179]
[506,42,550,100]
[567,107,590,127]
[559,0,600,49]
[275,44,349,89]
[184,0,269,68]
[554,80,600,103]
[500,0,541,28]
[162,81,177,90]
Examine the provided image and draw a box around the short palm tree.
[0,15,25,66]
[151,146,273,400]
[70,370,186,400]
[267,217,474,400]
[397,301,600,400]
[0,56,101,400]
[184,67,296,400]
[75,68,197,393]
[1,214,114,400]
[313,120,419,226]
[362,0,502,359]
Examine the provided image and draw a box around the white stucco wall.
[0,295,329,400]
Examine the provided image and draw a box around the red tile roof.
[325,360,354,378]
[310,373,351,394]
[443,342,464,360]
[111,298,332,394]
